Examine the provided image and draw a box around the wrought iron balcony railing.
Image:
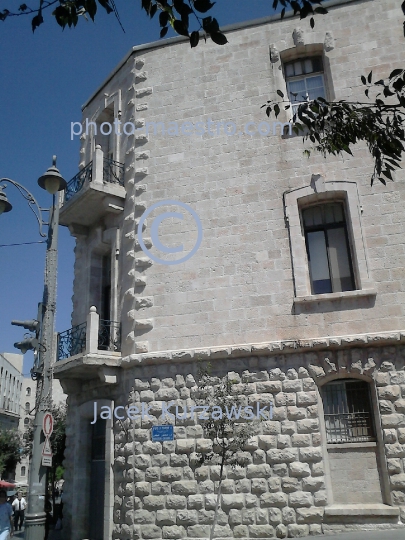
[103,158,125,187]
[63,147,124,204]
[57,315,121,361]
[64,162,93,202]
[57,322,87,361]
[98,320,121,352]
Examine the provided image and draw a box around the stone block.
[233,525,249,538]
[251,478,268,493]
[170,454,188,467]
[162,525,186,539]
[395,399,405,413]
[145,467,160,482]
[386,443,405,458]
[282,477,300,493]
[246,463,272,477]
[151,481,170,495]
[299,447,323,462]
[172,481,198,496]
[262,421,281,435]
[176,510,198,526]
[288,524,310,537]
[287,406,307,420]
[291,434,311,447]
[221,479,235,493]
[260,492,288,507]
[142,495,165,509]
[390,473,405,489]
[256,508,269,524]
[156,510,176,526]
[381,414,405,428]
[387,458,402,475]
[384,429,397,443]
[302,477,325,492]
[289,491,313,507]
[273,463,288,477]
[160,467,182,482]
[133,510,154,524]
[296,507,324,523]
[188,495,204,509]
[398,428,405,443]
[378,385,401,401]
[289,462,311,477]
[258,435,277,450]
[228,509,242,525]
[135,482,150,497]
[212,524,233,537]
[143,441,162,455]
[222,494,244,509]
[134,455,151,469]
[204,494,217,510]
[267,448,297,464]
[277,435,291,449]
[256,381,282,393]
[281,421,297,435]
[248,525,275,537]
[196,438,213,453]
[176,439,195,454]
[313,491,328,506]
[276,523,288,538]
[186,525,210,538]
[268,477,282,492]
[282,506,296,524]
[166,496,187,509]
[296,392,318,406]
[235,478,251,493]
[267,507,282,524]
[297,419,319,433]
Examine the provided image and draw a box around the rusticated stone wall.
[108,343,405,539]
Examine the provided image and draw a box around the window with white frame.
[285,56,326,115]
[302,202,355,295]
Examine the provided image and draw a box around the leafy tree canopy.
[0,428,23,479]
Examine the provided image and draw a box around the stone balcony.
[53,307,121,386]
[59,145,126,230]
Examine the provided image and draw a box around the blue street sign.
[152,425,174,441]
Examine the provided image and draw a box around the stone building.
[0,352,23,431]
[54,0,405,538]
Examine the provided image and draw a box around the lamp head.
[37,156,67,195]
[0,186,12,215]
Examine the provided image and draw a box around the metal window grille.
[322,379,375,443]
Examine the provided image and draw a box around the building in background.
[54,0,405,538]
[0,353,23,430]
[14,377,67,485]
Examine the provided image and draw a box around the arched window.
[25,402,30,414]
[321,379,375,444]
[21,466,26,476]
[26,387,31,396]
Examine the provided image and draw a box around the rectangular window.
[285,57,326,115]
[322,380,375,444]
[302,203,355,295]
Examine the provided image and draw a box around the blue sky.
[0,0,309,374]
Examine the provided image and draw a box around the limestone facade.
[55,0,405,538]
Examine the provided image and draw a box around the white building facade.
[0,353,23,431]
[55,0,405,538]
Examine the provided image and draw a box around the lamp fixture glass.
[37,156,67,194]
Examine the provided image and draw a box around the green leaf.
[277,89,284,98]
[159,10,169,26]
[274,103,280,117]
[361,75,367,85]
[173,19,189,36]
[389,69,404,79]
[280,8,285,19]
[314,7,328,14]
[189,30,200,47]
[310,17,314,29]
[160,26,169,38]
[98,0,113,14]
[31,12,43,32]
[194,0,215,13]
[210,31,227,45]
[367,70,372,83]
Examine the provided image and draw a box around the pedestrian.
[11,491,26,531]
[0,489,13,540]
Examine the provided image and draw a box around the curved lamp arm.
[0,178,47,237]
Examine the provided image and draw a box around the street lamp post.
[0,157,66,540]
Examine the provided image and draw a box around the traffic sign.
[42,455,52,467]
[43,412,54,437]
[152,425,174,441]
[42,438,52,457]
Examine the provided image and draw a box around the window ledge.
[325,504,399,517]
[327,441,377,450]
[294,288,377,304]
